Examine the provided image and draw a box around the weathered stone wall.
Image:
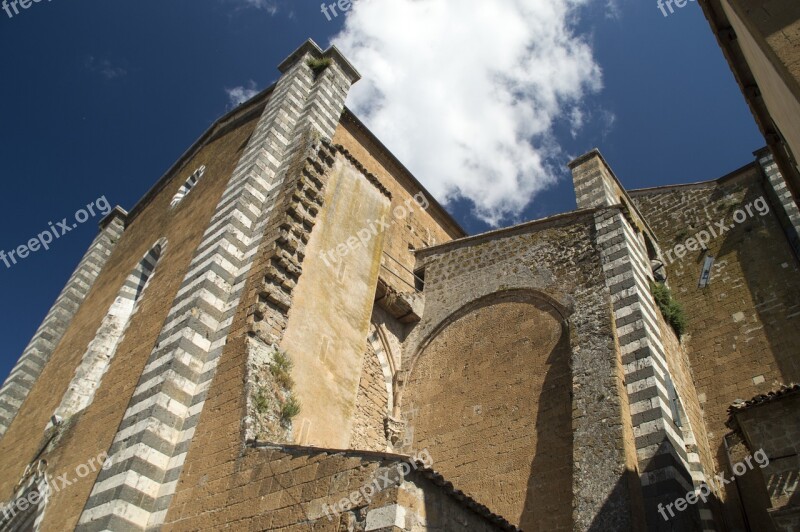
[71,41,362,530]
[0,100,262,531]
[405,210,645,530]
[734,393,800,512]
[631,165,800,528]
[54,240,166,424]
[571,151,715,530]
[280,154,391,449]
[759,150,800,257]
[350,339,391,452]
[160,446,512,531]
[403,294,571,530]
[655,294,718,527]
[728,0,800,98]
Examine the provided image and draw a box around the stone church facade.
[0,33,798,532]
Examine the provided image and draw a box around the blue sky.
[0,0,763,382]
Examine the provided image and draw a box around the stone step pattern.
[76,43,356,531]
[0,212,126,438]
[55,240,166,422]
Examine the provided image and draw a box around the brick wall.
[350,339,391,452]
[161,446,512,531]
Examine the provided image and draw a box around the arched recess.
[368,323,395,412]
[399,289,573,530]
[349,324,396,451]
[0,460,48,531]
[52,239,167,425]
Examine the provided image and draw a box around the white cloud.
[84,56,127,80]
[569,107,585,139]
[332,0,604,226]
[605,0,621,19]
[225,81,260,107]
[229,0,278,14]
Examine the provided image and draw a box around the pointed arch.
[170,166,206,208]
[395,288,569,415]
[53,239,167,423]
[367,323,395,413]
[0,460,49,531]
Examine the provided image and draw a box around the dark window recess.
[414,268,425,292]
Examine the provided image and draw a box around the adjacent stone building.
[728,384,800,531]
[699,0,800,204]
[0,38,797,531]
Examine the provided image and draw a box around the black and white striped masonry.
[76,40,359,531]
[53,240,166,424]
[571,151,714,531]
[0,208,127,439]
[758,149,800,260]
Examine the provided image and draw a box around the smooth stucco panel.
[282,157,391,449]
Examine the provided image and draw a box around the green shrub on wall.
[306,57,333,75]
[651,281,688,337]
[281,396,301,422]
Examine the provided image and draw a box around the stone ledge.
[374,279,423,324]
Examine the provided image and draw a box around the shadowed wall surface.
[403,293,573,530]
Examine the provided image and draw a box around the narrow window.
[414,267,425,292]
[665,375,683,428]
[170,165,205,207]
[52,240,166,425]
[698,255,715,288]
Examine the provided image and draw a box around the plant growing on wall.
[270,349,294,389]
[281,396,301,423]
[306,57,333,76]
[254,390,272,413]
[651,281,688,337]
[249,346,301,441]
